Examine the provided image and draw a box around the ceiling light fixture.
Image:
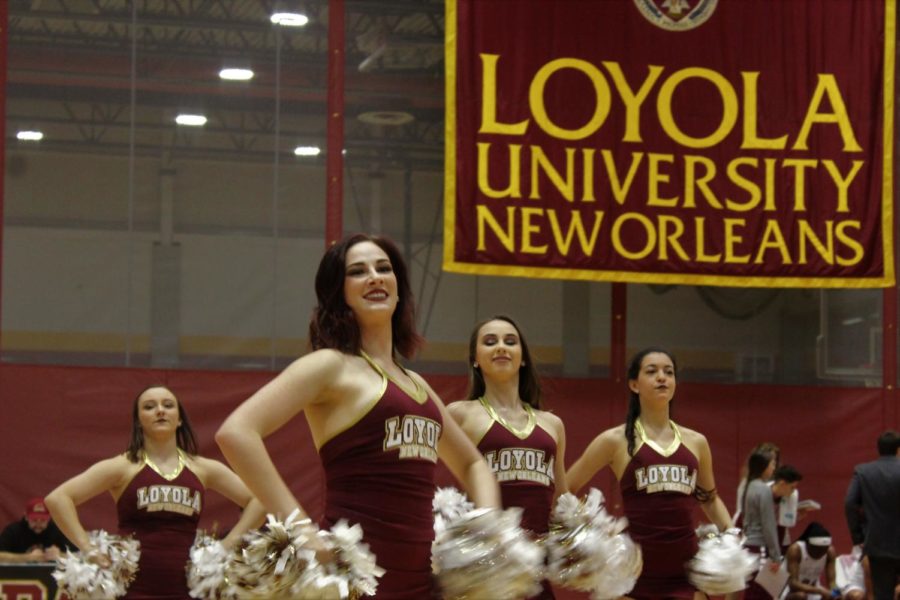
[175,114,208,126]
[16,130,44,141]
[271,12,309,27]
[294,146,321,156]
[841,316,864,326]
[219,68,254,81]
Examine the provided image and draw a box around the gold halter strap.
[635,418,682,457]
[360,350,427,404]
[479,396,536,440]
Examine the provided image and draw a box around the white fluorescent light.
[271,12,309,26]
[841,317,864,326]
[294,146,321,156]
[16,130,44,141]
[175,114,207,126]
[219,68,254,81]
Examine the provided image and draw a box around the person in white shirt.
[782,521,838,600]
[735,442,819,551]
[835,545,870,600]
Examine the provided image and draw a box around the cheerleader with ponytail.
[567,348,734,600]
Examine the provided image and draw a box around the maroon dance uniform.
[319,358,443,599]
[620,422,700,599]
[117,460,203,599]
[477,399,557,599]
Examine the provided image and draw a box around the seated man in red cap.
[0,498,75,563]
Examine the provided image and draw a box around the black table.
[0,562,62,599]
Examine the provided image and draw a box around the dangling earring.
[473,362,479,368]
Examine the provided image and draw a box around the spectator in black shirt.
[0,498,75,563]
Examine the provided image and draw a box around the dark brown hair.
[126,385,199,462]
[308,233,423,359]
[772,464,802,483]
[741,448,778,512]
[740,442,780,480]
[465,314,543,409]
[624,347,677,456]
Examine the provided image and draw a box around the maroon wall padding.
[0,364,324,535]
[1,364,895,599]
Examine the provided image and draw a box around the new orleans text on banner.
[443,0,896,288]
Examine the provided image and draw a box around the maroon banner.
[444,0,896,287]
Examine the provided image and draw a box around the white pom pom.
[226,511,384,600]
[187,532,239,599]
[226,510,319,599]
[288,520,385,599]
[688,527,758,594]
[432,490,544,600]
[695,523,719,539]
[545,488,643,599]
[432,486,474,537]
[53,530,140,600]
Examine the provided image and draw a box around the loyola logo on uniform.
[136,485,202,515]
[383,415,442,462]
[635,464,698,494]
[483,447,554,486]
[633,0,718,31]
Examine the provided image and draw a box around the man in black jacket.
[845,430,900,600]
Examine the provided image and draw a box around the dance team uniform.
[620,420,700,599]
[476,397,557,599]
[319,353,443,599]
[117,451,203,599]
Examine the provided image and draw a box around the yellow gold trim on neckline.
[479,397,536,440]
[360,350,427,405]
[143,448,186,481]
[635,419,682,457]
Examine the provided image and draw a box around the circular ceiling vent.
[357,111,414,126]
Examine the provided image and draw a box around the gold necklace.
[479,396,536,439]
[143,448,185,481]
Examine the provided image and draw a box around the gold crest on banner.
[633,0,719,31]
